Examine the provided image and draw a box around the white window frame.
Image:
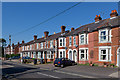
[99,46,111,62]
[44,42,46,48]
[59,49,66,58]
[73,36,76,46]
[59,38,66,47]
[47,51,51,59]
[79,48,88,61]
[79,33,88,45]
[36,43,39,49]
[41,43,43,49]
[69,36,72,46]
[99,28,112,43]
[22,46,24,51]
[30,45,32,50]
[50,40,53,48]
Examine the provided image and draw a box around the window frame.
[79,33,88,45]
[99,28,112,43]
[79,48,88,61]
[99,46,111,62]
[59,49,66,58]
[59,38,66,47]
[69,36,72,46]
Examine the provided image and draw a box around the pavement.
[1,59,120,80]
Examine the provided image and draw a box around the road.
[1,61,118,80]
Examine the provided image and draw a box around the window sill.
[99,41,112,43]
[99,60,111,62]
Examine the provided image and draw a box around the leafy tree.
[0,38,6,57]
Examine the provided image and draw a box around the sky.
[2,2,118,45]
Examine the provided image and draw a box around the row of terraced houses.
[5,10,120,67]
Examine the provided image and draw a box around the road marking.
[37,72,60,79]
[55,70,97,78]
[109,72,118,78]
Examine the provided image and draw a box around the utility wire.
[12,2,82,36]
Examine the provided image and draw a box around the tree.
[0,38,6,57]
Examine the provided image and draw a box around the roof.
[64,16,120,36]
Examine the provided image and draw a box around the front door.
[117,47,120,67]
[69,51,72,60]
[73,50,77,62]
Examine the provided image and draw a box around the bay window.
[99,46,111,61]
[79,48,88,60]
[99,28,112,43]
[59,49,66,58]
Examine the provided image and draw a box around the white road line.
[55,70,97,78]
[37,72,60,79]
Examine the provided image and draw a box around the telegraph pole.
[9,35,11,61]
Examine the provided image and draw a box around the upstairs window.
[73,36,76,46]
[37,43,39,49]
[44,42,46,48]
[41,43,43,49]
[22,46,24,51]
[69,36,72,46]
[46,41,48,48]
[99,29,112,43]
[30,45,32,50]
[79,34,88,45]
[59,38,66,47]
[50,40,53,48]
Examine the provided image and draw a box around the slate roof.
[20,16,120,46]
[64,16,120,36]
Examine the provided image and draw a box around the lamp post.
[9,35,11,61]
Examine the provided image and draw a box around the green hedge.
[5,54,20,58]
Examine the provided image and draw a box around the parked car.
[54,58,76,68]
[22,56,32,59]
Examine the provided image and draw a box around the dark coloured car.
[54,58,76,68]
[22,56,32,59]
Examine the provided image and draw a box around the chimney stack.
[22,40,24,44]
[71,27,74,31]
[61,26,66,33]
[110,10,118,18]
[34,35,37,40]
[18,42,20,46]
[54,32,56,34]
[44,31,49,38]
[94,15,102,22]
[12,43,14,47]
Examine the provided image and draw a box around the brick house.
[6,10,120,67]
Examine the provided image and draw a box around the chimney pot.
[110,10,118,17]
[71,27,74,31]
[54,32,56,34]
[94,15,102,22]
[22,40,24,44]
[61,26,66,33]
[34,35,37,40]
[44,31,49,38]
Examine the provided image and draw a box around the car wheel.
[55,65,57,67]
[72,63,75,66]
[61,64,64,68]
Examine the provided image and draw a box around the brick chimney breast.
[71,27,74,31]
[94,15,102,22]
[34,35,37,40]
[44,31,49,38]
[61,26,66,33]
[110,10,118,17]
[22,40,24,44]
